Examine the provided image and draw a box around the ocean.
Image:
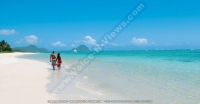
[19,50,200,104]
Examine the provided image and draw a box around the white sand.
[0,53,57,104]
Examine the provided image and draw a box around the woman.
[56,53,62,70]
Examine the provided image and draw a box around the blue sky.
[0,0,200,50]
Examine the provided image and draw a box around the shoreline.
[0,52,57,104]
[1,52,200,104]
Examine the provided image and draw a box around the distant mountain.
[72,45,90,52]
[13,45,49,53]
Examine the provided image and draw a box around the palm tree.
[0,40,12,52]
[0,41,2,52]
[2,40,7,50]
[5,44,12,51]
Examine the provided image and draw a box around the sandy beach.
[1,52,200,104]
[0,53,57,104]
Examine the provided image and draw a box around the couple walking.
[50,51,62,70]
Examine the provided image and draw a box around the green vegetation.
[0,40,13,52]
[13,45,49,53]
[0,40,49,53]
[72,45,90,52]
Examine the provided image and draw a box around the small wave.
[163,58,174,61]
[76,82,104,96]
[63,64,72,69]
[179,60,192,62]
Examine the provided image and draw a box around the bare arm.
[50,54,51,62]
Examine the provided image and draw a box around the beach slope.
[0,53,56,104]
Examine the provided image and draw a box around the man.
[50,51,56,70]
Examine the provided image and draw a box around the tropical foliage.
[0,40,12,52]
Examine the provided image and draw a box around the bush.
[0,40,13,52]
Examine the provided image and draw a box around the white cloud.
[0,29,16,35]
[70,36,97,48]
[51,41,66,47]
[15,39,23,44]
[25,35,38,44]
[71,44,76,47]
[151,42,156,45]
[83,36,98,46]
[131,37,148,45]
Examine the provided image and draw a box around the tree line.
[0,40,12,52]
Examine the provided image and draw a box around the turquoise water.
[20,50,200,103]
